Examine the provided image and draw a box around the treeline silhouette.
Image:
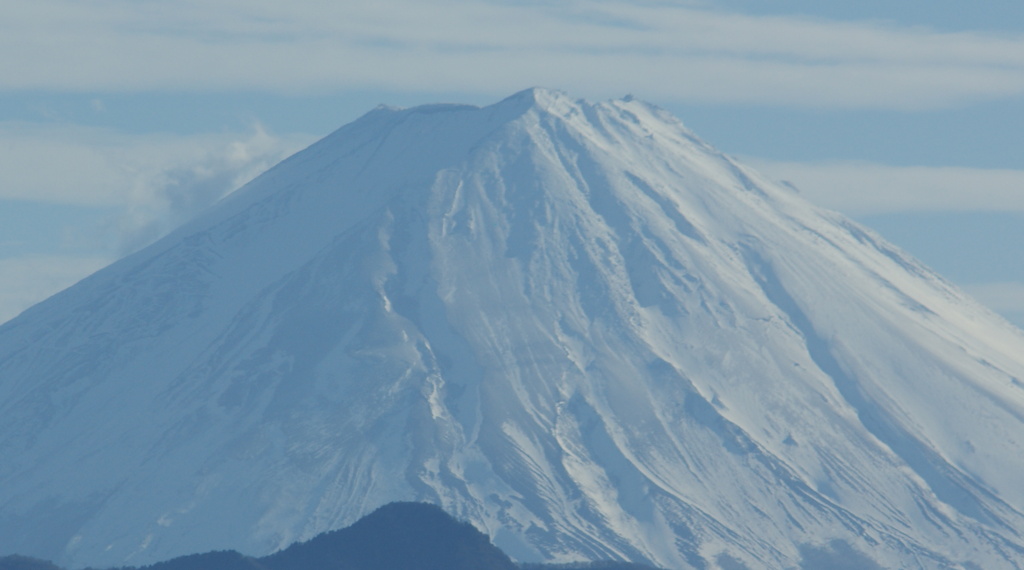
[1,503,664,570]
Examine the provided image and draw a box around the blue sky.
[2,0,1023,327]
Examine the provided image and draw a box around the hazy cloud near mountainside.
[3,0,1024,108]
[0,123,309,205]
[750,158,1024,330]
[3,122,1024,328]
[748,159,1024,215]
[0,123,311,326]
[114,125,311,254]
[0,123,312,252]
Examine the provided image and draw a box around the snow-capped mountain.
[3,88,1024,570]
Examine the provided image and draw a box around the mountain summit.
[3,88,1024,569]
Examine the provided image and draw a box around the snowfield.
[2,88,1024,569]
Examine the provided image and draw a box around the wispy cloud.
[3,0,1024,108]
[748,159,1024,215]
[0,121,312,323]
[744,156,1024,329]
[0,121,312,250]
[112,124,309,253]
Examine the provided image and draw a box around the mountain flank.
[3,88,1024,569]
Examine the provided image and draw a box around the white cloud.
[0,122,146,206]
[0,121,313,252]
[0,121,315,324]
[747,159,1024,215]
[0,254,113,325]
[745,157,1024,329]
[2,0,1024,108]
[113,124,311,253]
[0,123,304,204]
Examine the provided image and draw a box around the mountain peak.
[356,87,580,127]
[498,86,575,109]
[2,90,1024,570]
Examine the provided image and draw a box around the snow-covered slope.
[3,88,1024,570]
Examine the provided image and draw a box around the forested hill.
[0,503,663,570]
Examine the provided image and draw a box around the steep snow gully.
[3,89,1024,569]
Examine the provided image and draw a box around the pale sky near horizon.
[1,0,1023,328]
